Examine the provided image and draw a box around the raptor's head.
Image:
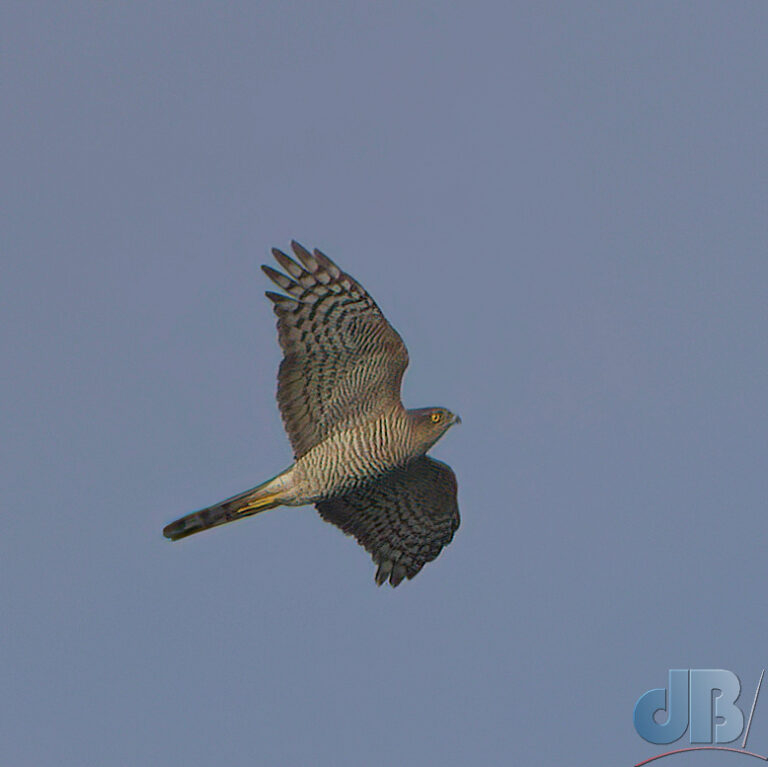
[408,407,461,453]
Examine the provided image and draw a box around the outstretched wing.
[316,456,460,587]
[263,242,409,458]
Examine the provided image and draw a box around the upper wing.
[263,242,409,458]
[316,456,460,587]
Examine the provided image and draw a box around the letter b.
[689,669,743,744]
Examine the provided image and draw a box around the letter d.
[634,669,689,744]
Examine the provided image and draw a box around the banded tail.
[163,474,289,541]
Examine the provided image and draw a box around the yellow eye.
[430,412,442,423]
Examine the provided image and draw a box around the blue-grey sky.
[2,3,767,766]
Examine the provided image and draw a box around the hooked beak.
[452,414,462,426]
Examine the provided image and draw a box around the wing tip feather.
[265,290,299,306]
[290,240,319,272]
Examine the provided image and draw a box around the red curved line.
[635,746,768,766]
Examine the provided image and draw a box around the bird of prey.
[163,242,461,586]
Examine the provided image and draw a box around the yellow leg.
[235,491,283,515]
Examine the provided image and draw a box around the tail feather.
[163,479,286,541]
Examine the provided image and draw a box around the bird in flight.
[163,242,461,586]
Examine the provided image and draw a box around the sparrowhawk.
[163,242,461,587]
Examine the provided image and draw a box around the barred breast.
[290,408,415,502]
